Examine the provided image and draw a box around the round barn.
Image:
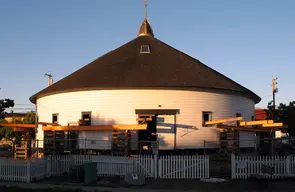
[30,17,261,155]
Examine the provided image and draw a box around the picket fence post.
[44,156,48,179]
[231,153,236,179]
[286,155,291,176]
[206,155,210,178]
[26,160,31,183]
[154,154,158,179]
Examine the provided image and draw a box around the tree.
[23,111,36,124]
[0,98,15,139]
[0,108,36,139]
[23,111,36,140]
[266,101,295,136]
[0,98,14,119]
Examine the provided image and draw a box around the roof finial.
[143,0,148,19]
[138,0,154,37]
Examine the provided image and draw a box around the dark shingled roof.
[30,21,260,104]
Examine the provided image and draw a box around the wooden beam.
[217,125,272,132]
[13,127,27,132]
[112,124,147,130]
[0,123,36,128]
[205,117,242,125]
[42,124,147,131]
[262,123,284,127]
[137,117,152,121]
[239,120,274,126]
[37,122,60,126]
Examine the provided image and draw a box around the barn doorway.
[138,114,157,141]
[137,114,157,154]
[135,109,180,154]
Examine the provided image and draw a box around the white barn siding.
[36,89,255,149]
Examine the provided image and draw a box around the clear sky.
[0,0,294,112]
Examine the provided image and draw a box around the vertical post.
[84,138,87,157]
[26,160,31,183]
[271,77,278,156]
[154,154,158,179]
[271,136,275,156]
[203,140,206,155]
[37,139,39,159]
[286,155,290,176]
[174,114,177,150]
[206,155,210,178]
[231,153,236,179]
[158,154,161,179]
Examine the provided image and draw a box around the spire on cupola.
[138,0,154,37]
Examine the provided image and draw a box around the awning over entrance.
[135,109,180,115]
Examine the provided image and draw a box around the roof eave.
[30,86,261,104]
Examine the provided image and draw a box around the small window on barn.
[202,111,213,127]
[52,113,58,124]
[80,112,91,126]
[140,45,151,54]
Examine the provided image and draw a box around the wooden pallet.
[14,140,29,159]
[219,130,240,159]
[44,131,65,155]
[111,130,129,156]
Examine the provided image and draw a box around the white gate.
[136,155,157,178]
[92,155,135,177]
[158,155,209,179]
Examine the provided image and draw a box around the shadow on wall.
[157,122,199,135]
[157,135,169,148]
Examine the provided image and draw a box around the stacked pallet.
[219,129,239,159]
[44,131,65,155]
[14,136,31,159]
[111,130,129,156]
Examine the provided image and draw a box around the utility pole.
[272,77,278,121]
[271,77,278,156]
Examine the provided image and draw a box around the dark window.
[236,113,242,117]
[202,111,213,127]
[52,114,58,124]
[81,112,91,126]
[140,45,151,54]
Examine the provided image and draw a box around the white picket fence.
[232,154,295,179]
[0,154,210,182]
[0,158,47,183]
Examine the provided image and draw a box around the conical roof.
[30,21,260,104]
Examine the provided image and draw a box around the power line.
[14,104,35,106]
[9,108,35,110]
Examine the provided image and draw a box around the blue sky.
[0,0,294,111]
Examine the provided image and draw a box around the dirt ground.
[1,179,295,192]
[1,180,295,192]
[14,175,294,192]
[144,179,295,191]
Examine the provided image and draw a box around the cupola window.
[140,45,151,54]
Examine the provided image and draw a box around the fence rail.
[232,154,295,179]
[0,154,210,182]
